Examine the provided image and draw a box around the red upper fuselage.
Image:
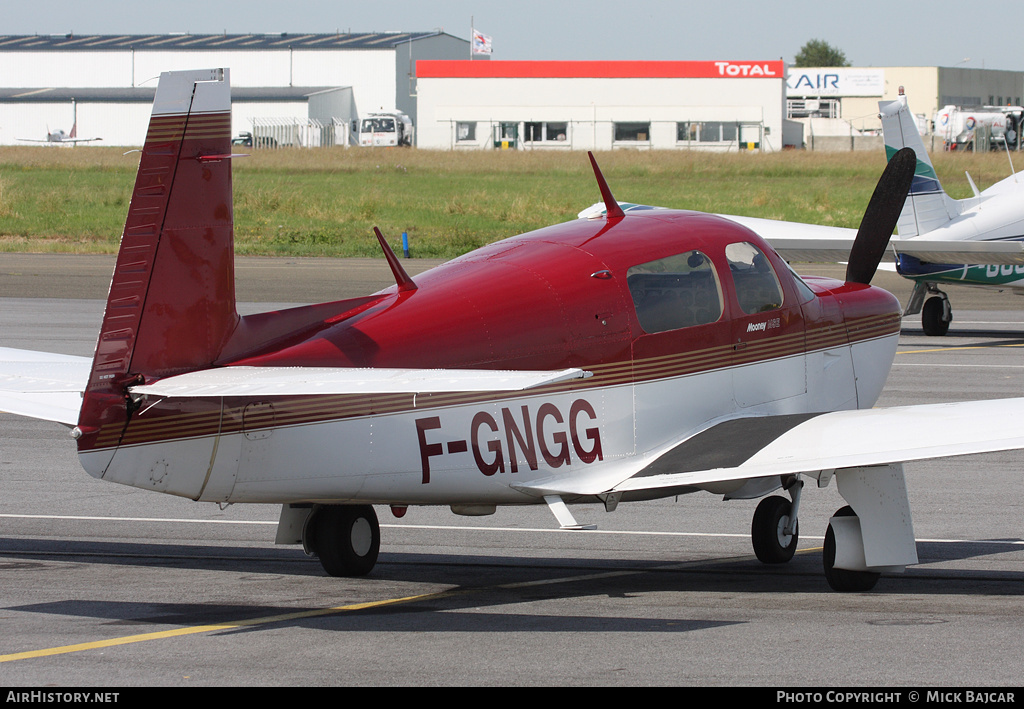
[224,210,901,377]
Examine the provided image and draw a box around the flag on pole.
[472,29,492,55]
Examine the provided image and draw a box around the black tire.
[823,506,881,592]
[751,495,798,564]
[311,505,380,577]
[922,296,949,336]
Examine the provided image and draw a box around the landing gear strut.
[307,504,380,577]
[751,480,802,564]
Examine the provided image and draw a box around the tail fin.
[78,69,237,441]
[879,93,960,237]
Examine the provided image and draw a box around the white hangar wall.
[0,50,394,135]
[415,60,793,152]
[0,33,470,145]
[0,97,322,146]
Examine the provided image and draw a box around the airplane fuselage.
[897,174,1024,292]
[77,210,902,507]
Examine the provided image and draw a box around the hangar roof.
[0,87,339,102]
[0,32,453,52]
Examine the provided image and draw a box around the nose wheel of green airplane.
[751,483,802,564]
[922,294,951,336]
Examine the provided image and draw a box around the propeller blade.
[845,147,917,284]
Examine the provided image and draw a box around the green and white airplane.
[744,90,1024,335]
[875,90,1024,335]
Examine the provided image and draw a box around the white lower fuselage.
[79,333,898,506]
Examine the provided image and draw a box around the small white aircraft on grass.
[3,68,1024,592]
[16,126,102,145]
[17,98,101,145]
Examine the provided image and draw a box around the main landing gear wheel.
[310,504,380,577]
[751,495,798,564]
[823,506,880,592]
[922,295,950,336]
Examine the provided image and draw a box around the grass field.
[0,145,1018,258]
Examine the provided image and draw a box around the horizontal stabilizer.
[0,348,91,425]
[130,366,590,398]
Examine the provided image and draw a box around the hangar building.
[0,32,469,145]
[787,65,1024,143]
[414,60,802,152]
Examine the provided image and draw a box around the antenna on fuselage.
[374,227,417,292]
[845,147,916,284]
[587,152,625,219]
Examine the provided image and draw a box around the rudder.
[77,68,238,448]
[879,93,959,237]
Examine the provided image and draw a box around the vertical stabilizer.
[879,93,960,237]
[77,68,237,448]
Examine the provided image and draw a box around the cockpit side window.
[725,242,784,314]
[627,251,724,334]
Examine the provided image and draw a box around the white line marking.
[892,363,1024,368]
[1,513,1020,546]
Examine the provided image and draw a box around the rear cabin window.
[627,251,723,333]
[725,242,784,314]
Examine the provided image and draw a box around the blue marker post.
[402,231,410,258]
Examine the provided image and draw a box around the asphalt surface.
[1,255,1023,687]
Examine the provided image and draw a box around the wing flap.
[0,347,91,425]
[130,366,590,398]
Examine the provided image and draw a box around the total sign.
[714,62,782,77]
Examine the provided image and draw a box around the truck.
[358,111,414,147]
[934,104,1024,151]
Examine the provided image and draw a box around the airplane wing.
[15,137,102,144]
[129,366,589,397]
[721,214,1024,266]
[579,204,1024,266]
[0,347,92,426]
[516,398,1024,498]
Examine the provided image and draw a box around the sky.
[3,0,1021,72]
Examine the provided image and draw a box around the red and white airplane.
[3,68,1024,592]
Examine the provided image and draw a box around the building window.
[627,251,723,333]
[614,122,650,142]
[678,121,738,143]
[456,122,477,142]
[524,122,569,142]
